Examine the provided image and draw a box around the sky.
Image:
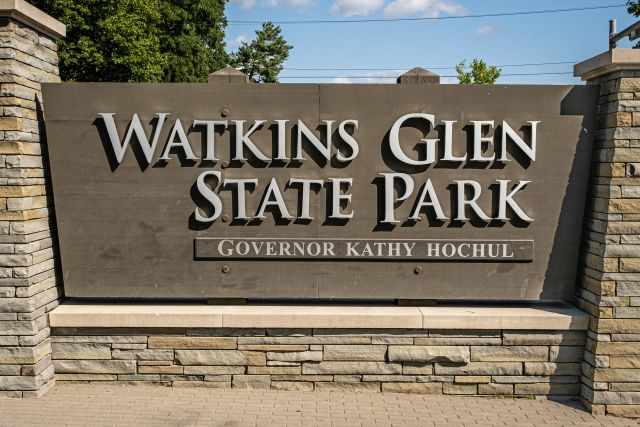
[223,0,637,84]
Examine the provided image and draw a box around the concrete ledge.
[574,48,640,80]
[49,304,589,330]
[0,0,66,39]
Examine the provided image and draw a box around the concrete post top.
[208,66,249,83]
[574,48,640,81]
[397,67,440,84]
[0,0,65,39]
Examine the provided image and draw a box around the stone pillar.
[0,0,65,397]
[575,49,640,418]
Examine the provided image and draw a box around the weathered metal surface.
[42,83,597,301]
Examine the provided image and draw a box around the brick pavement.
[0,383,638,427]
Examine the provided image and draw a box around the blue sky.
[224,0,636,84]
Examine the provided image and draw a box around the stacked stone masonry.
[51,328,585,397]
[0,19,61,397]
[578,72,640,419]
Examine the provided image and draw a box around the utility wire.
[228,4,625,25]
[282,61,577,71]
[278,71,575,79]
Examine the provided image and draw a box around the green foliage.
[230,22,292,83]
[455,59,501,85]
[31,0,228,82]
[157,0,228,82]
[628,1,640,16]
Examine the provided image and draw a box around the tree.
[30,0,228,82]
[157,0,228,82]
[629,1,640,16]
[456,59,501,85]
[230,22,292,83]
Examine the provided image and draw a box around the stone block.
[593,368,640,382]
[334,375,361,383]
[53,360,136,374]
[479,383,514,395]
[203,375,231,382]
[175,350,265,366]
[443,383,477,395]
[316,382,380,392]
[470,346,548,362]
[502,332,585,346]
[388,346,469,363]
[595,342,640,355]
[111,349,173,361]
[435,362,522,376]
[549,346,583,362]
[0,339,49,364]
[524,362,580,376]
[323,345,387,361]
[611,383,640,391]
[615,307,640,318]
[402,364,433,375]
[302,362,402,375]
[492,376,577,384]
[362,375,415,382]
[606,405,640,418]
[172,381,230,389]
[138,365,183,375]
[51,343,111,360]
[238,344,308,352]
[271,375,332,382]
[592,391,640,405]
[247,366,300,375]
[381,383,442,394]
[55,374,117,381]
[183,366,245,375]
[515,383,579,395]
[271,381,314,391]
[266,351,322,362]
[618,282,640,296]
[147,336,236,349]
[232,375,270,389]
[454,376,490,384]
[610,356,640,368]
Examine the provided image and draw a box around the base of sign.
[43,303,590,400]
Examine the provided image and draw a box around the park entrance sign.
[42,83,597,300]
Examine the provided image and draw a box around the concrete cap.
[0,0,65,39]
[574,48,640,81]
[208,66,249,83]
[49,303,589,330]
[397,67,440,84]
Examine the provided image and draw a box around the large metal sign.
[42,83,597,301]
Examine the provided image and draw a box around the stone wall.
[0,18,62,397]
[51,328,584,396]
[577,70,640,418]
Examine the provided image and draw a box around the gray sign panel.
[42,83,597,301]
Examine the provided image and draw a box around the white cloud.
[331,0,384,16]
[232,0,313,8]
[227,34,249,50]
[266,0,314,7]
[230,0,256,9]
[331,72,398,83]
[477,24,495,35]
[383,0,464,18]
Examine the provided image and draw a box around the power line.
[228,4,625,25]
[282,61,577,71]
[278,71,575,79]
